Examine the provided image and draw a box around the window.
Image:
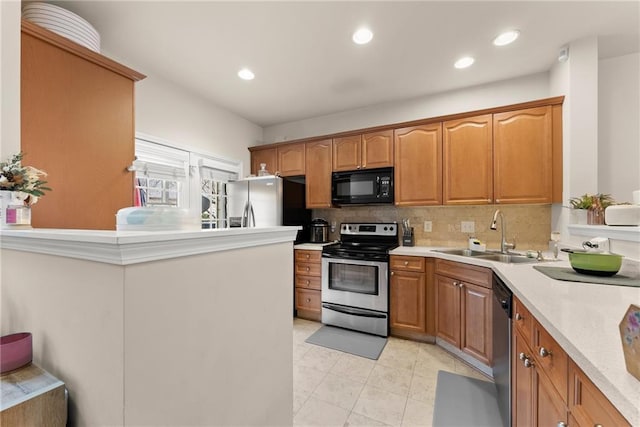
[132,137,190,208]
[191,153,241,229]
[133,133,243,229]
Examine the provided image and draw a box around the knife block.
[402,228,414,247]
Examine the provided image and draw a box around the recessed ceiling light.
[352,28,373,45]
[493,30,520,46]
[238,68,255,80]
[454,56,475,69]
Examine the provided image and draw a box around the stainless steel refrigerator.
[227,176,283,227]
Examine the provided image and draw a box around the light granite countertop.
[293,241,338,250]
[390,245,640,425]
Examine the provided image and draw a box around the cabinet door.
[22,27,140,230]
[443,115,493,205]
[332,135,361,171]
[512,329,534,427]
[305,139,333,208]
[394,124,443,206]
[277,143,305,176]
[251,148,277,176]
[362,130,394,169]
[535,367,568,427]
[461,282,492,365]
[493,106,553,204]
[435,274,460,347]
[390,270,426,333]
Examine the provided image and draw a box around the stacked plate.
[22,2,100,53]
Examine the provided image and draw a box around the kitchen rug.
[534,266,640,287]
[304,325,387,360]
[433,371,503,427]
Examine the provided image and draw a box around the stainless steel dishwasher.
[492,276,512,427]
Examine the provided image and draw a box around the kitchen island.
[392,246,640,426]
[0,226,299,426]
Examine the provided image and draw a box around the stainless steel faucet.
[490,209,516,254]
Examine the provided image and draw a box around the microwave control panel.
[379,176,392,197]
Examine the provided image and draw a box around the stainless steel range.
[321,222,398,337]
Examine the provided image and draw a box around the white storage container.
[116,207,200,231]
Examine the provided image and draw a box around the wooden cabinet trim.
[22,19,145,81]
[305,139,333,208]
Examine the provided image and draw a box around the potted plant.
[569,193,614,225]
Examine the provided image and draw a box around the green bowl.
[568,252,623,276]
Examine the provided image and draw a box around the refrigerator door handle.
[242,201,249,227]
[248,201,256,227]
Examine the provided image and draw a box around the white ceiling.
[49,1,639,127]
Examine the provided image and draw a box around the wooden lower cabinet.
[512,296,630,427]
[435,259,493,365]
[389,256,435,341]
[568,360,631,427]
[294,249,322,321]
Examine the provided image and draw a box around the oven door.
[321,256,388,313]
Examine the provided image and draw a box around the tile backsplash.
[313,204,552,251]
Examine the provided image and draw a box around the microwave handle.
[376,176,381,198]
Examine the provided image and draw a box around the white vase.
[0,191,32,229]
[570,209,588,225]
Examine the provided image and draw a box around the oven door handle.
[322,303,387,319]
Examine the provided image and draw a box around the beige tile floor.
[293,318,492,427]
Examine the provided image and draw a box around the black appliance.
[310,218,330,243]
[282,177,312,244]
[331,167,394,205]
[321,222,398,336]
[492,275,512,427]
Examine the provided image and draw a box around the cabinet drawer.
[513,297,533,346]
[435,259,492,288]
[390,255,425,272]
[532,319,568,404]
[295,289,321,313]
[295,275,321,290]
[568,360,631,427]
[295,262,321,277]
[295,250,322,263]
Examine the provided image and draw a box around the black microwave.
[332,167,394,205]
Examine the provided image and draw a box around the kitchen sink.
[434,248,539,264]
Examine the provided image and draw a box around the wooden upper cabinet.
[332,135,361,171]
[21,20,145,230]
[362,130,394,169]
[493,106,553,204]
[332,130,393,171]
[250,147,277,176]
[305,139,333,208]
[443,115,493,205]
[277,143,305,176]
[394,124,443,206]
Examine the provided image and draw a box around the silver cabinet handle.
[390,271,395,276]
[306,298,311,303]
[557,422,566,427]
[594,424,603,427]
[404,261,409,266]
[539,347,552,358]
[515,313,523,321]
[362,164,366,168]
[519,352,527,361]
[356,165,361,169]
[523,358,534,368]
[487,199,492,203]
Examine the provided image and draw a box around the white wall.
[134,74,263,172]
[598,52,640,202]
[0,0,21,159]
[263,72,550,143]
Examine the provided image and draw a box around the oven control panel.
[340,222,398,236]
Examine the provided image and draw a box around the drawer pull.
[306,298,311,303]
[404,261,409,266]
[306,280,310,285]
[519,352,527,361]
[523,357,534,368]
[557,423,566,427]
[390,271,395,276]
[539,347,552,358]
[306,267,310,272]
[306,254,310,259]
[515,313,523,321]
